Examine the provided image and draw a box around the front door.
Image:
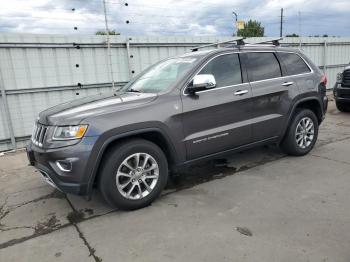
[181,53,253,160]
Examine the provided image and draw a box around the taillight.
[319,75,327,94]
[321,75,327,86]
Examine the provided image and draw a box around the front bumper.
[26,137,98,195]
[334,84,350,103]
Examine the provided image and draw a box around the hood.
[39,92,157,125]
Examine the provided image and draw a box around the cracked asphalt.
[0,100,350,262]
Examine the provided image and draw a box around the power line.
[108,0,241,8]
[0,15,104,22]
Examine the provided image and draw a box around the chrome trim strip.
[187,83,249,95]
[56,161,72,172]
[182,50,315,96]
[245,73,313,84]
[234,90,249,95]
[33,123,40,143]
[40,171,60,190]
[31,123,48,147]
[282,81,294,86]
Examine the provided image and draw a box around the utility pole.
[298,11,302,49]
[102,0,115,89]
[280,8,283,37]
[232,12,238,36]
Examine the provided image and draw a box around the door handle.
[234,90,248,96]
[282,81,294,86]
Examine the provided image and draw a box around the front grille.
[342,70,350,87]
[31,123,48,147]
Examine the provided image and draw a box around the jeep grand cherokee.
[27,40,328,210]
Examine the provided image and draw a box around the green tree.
[95,30,120,35]
[286,33,299,37]
[237,20,264,37]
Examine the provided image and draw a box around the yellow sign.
[236,21,245,30]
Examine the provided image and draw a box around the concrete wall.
[0,33,349,151]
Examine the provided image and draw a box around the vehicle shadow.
[68,145,284,217]
[164,145,284,193]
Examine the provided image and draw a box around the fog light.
[56,160,72,172]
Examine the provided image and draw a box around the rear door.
[181,52,253,160]
[243,51,297,142]
[276,51,313,94]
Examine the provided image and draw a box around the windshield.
[122,56,200,93]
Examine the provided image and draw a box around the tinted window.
[246,52,282,81]
[278,52,311,75]
[198,53,242,88]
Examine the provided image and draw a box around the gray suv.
[27,39,328,210]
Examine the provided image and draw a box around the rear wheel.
[281,109,319,156]
[98,139,168,210]
[336,101,350,112]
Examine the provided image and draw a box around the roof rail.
[191,37,245,52]
[246,38,283,46]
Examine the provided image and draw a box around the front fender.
[84,124,180,197]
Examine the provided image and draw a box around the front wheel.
[281,109,319,156]
[98,139,168,210]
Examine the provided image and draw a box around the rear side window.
[246,52,282,82]
[278,52,311,75]
[199,53,242,88]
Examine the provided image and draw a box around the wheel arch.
[280,97,323,143]
[86,128,179,197]
[294,98,323,123]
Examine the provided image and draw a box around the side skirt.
[175,136,279,169]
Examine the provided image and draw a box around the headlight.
[336,73,343,83]
[53,125,88,140]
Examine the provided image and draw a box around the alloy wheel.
[295,117,315,149]
[116,153,159,200]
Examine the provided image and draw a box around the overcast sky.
[0,0,349,36]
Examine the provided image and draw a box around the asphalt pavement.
[0,100,349,262]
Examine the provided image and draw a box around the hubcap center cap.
[133,168,144,180]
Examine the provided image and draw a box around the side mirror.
[187,74,216,94]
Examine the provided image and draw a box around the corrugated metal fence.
[1,34,349,151]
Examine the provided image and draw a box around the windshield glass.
[122,56,201,93]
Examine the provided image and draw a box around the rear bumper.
[322,95,328,117]
[334,84,350,103]
[26,138,97,195]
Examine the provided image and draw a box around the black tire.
[281,109,319,156]
[98,139,168,210]
[336,101,350,112]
